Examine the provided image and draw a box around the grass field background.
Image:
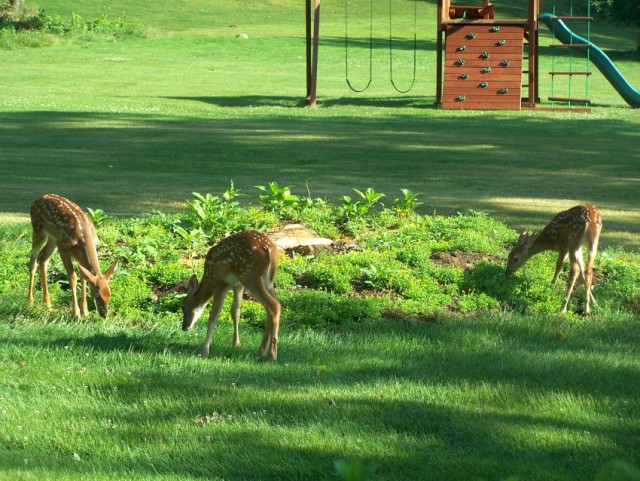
[1,1,639,480]
[0,0,639,247]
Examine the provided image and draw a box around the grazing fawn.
[506,204,602,314]
[28,194,117,318]
[182,230,281,361]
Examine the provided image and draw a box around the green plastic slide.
[539,13,640,108]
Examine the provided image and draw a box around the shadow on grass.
[1,315,638,480]
[4,321,639,480]
[167,95,436,109]
[0,109,638,247]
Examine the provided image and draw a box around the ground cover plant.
[0,0,639,480]
[1,187,640,481]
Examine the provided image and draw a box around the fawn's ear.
[104,261,117,281]
[517,229,529,244]
[187,274,199,295]
[78,265,98,284]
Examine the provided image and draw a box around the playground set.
[304,0,640,110]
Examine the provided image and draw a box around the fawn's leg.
[59,251,80,318]
[37,241,58,310]
[585,229,601,314]
[231,284,244,348]
[561,253,581,313]
[551,252,568,286]
[246,277,281,362]
[80,276,89,316]
[28,229,47,306]
[200,287,228,358]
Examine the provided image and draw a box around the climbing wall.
[441,24,524,110]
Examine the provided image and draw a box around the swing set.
[305,0,608,110]
[306,0,420,106]
[344,0,418,94]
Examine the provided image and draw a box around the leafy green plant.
[181,182,248,240]
[296,198,341,239]
[104,270,152,316]
[173,226,208,258]
[304,262,355,294]
[1,5,141,40]
[359,263,392,291]
[86,207,112,227]
[282,289,381,327]
[392,188,423,216]
[255,182,300,218]
[337,187,385,223]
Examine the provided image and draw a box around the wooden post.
[436,0,445,106]
[305,0,320,107]
[526,0,539,107]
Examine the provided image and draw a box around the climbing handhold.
[466,32,476,39]
[481,51,490,59]
[482,66,492,73]
[456,95,466,101]
[500,59,511,67]
[479,81,488,88]
[491,26,500,32]
[459,73,469,80]
[456,59,465,66]
[457,45,467,51]
[497,39,507,46]
[499,88,509,94]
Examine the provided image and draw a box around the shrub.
[176,184,279,255]
[255,182,300,219]
[1,6,143,49]
[337,187,385,225]
[391,188,423,217]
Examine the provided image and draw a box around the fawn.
[506,204,602,314]
[182,230,281,361]
[28,194,117,317]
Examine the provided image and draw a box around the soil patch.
[430,251,500,270]
[381,308,439,323]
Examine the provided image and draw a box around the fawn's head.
[506,230,534,276]
[78,261,117,317]
[182,274,207,331]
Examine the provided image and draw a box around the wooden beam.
[305,0,320,107]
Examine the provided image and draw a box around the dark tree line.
[591,0,640,49]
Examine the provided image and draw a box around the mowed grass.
[1,1,640,480]
[1,313,639,481]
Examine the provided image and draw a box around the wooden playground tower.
[436,0,540,109]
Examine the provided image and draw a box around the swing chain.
[345,0,374,92]
[389,0,418,94]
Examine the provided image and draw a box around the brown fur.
[182,230,281,361]
[506,204,602,314]
[28,194,116,317]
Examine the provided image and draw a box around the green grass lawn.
[1,1,639,480]
[1,314,638,481]
[0,0,639,247]
[1,195,639,481]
